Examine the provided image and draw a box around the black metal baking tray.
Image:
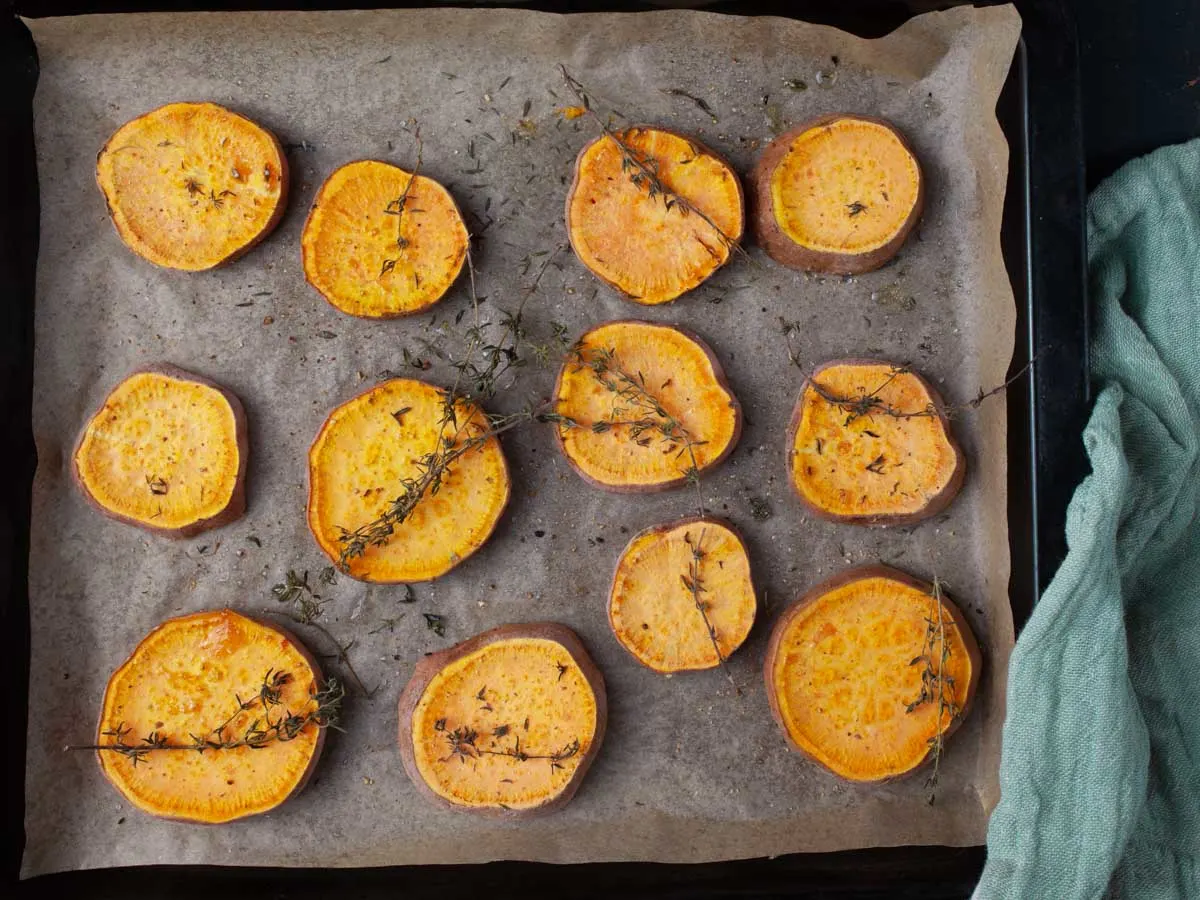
[1,0,1087,896]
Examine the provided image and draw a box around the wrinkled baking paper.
[23,3,1020,874]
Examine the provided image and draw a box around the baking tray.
[0,0,1087,896]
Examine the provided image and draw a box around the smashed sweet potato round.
[609,517,756,673]
[302,160,469,318]
[551,320,742,491]
[96,102,287,270]
[566,126,744,304]
[398,622,606,817]
[97,609,329,823]
[787,360,964,524]
[73,365,248,537]
[307,377,509,582]
[752,114,923,274]
[764,565,980,782]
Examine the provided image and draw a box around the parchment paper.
[22,4,1021,875]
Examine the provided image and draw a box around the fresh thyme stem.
[334,404,541,570]
[456,243,567,402]
[806,364,928,426]
[559,65,746,260]
[271,569,372,696]
[441,724,581,770]
[289,615,372,698]
[69,670,343,766]
[683,529,739,694]
[686,442,705,519]
[559,344,709,504]
[337,243,564,567]
[379,129,423,278]
[904,576,960,804]
[782,326,1042,425]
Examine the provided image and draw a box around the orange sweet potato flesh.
[398,623,606,817]
[788,360,964,524]
[752,114,923,275]
[552,320,742,491]
[609,517,756,672]
[97,610,325,823]
[566,127,744,305]
[764,566,980,782]
[308,377,509,582]
[73,365,248,537]
[96,102,287,270]
[302,160,469,318]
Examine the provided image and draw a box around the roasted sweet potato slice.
[73,365,248,537]
[96,102,287,270]
[551,320,741,491]
[566,126,744,304]
[302,160,469,318]
[96,609,330,823]
[752,114,923,274]
[609,517,756,672]
[788,360,964,524]
[764,566,980,782]
[398,623,606,817]
[307,378,509,582]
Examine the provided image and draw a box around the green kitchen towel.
[976,142,1200,899]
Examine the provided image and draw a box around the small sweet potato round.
[609,516,756,672]
[751,114,923,274]
[96,102,288,270]
[551,320,742,492]
[73,364,248,538]
[307,377,509,583]
[787,359,964,524]
[566,126,744,304]
[301,159,469,319]
[96,609,328,823]
[397,622,607,817]
[763,565,981,783]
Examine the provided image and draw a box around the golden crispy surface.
[554,322,739,489]
[308,378,509,582]
[75,370,241,531]
[568,128,743,304]
[302,160,468,318]
[411,637,599,810]
[790,364,958,518]
[770,119,919,254]
[610,521,755,671]
[98,610,322,823]
[96,102,285,270]
[770,576,974,781]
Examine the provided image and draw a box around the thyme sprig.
[452,243,566,403]
[70,670,343,766]
[557,344,707,515]
[682,529,739,694]
[441,725,581,770]
[337,244,563,569]
[559,65,746,260]
[782,325,1040,425]
[272,569,372,696]
[380,129,423,279]
[334,404,538,569]
[905,577,961,804]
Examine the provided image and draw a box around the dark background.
[1071,0,1200,188]
[3,0,1197,897]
